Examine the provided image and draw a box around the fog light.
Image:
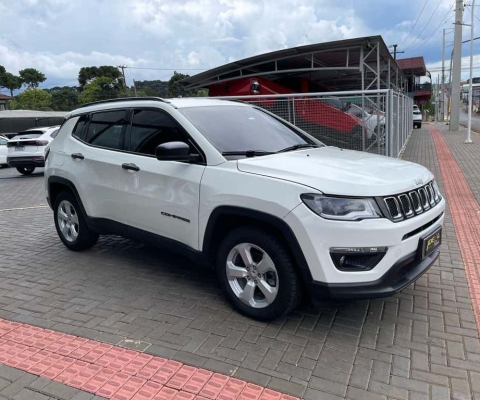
[330,247,387,271]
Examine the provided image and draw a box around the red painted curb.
[0,319,299,400]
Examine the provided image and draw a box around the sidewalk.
[0,124,480,399]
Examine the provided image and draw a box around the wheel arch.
[48,177,88,220]
[202,206,312,282]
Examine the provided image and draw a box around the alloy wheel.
[57,200,79,242]
[226,243,279,308]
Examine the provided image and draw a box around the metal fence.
[214,89,413,158]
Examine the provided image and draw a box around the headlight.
[301,194,382,221]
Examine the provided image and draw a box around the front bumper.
[285,200,445,283]
[308,248,439,301]
[7,156,45,168]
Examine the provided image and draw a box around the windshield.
[13,132,43,139]
[319,97,344,111]
[179,106,319,153]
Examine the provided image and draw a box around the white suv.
[413,105,422,129]
[45,98,445,320]
[7,126,59,175]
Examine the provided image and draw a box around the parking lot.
[1,125,480,400]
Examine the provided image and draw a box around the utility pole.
[442,29,446,121]
[133,79,138,97]
[391,44,405,60]
[117,65,127,96]
[450,0,464,131]
[466,0,475,143]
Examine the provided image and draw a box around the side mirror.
[155,142,201,162]
[344,102,352,111]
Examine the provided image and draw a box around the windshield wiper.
[222,150,274,157]
[277,144,319,153]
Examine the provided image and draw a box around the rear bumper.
[7,156,45,168]
[307,249,438,301]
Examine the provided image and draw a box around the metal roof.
[181,36,406,92]
[396,57,427,76]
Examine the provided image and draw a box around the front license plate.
[420,227,442,259]
[15,146,24,151]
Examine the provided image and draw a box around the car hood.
[236,147,434,196]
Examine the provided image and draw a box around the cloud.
[0,0,465,95]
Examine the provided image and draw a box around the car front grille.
[383,181,442,222]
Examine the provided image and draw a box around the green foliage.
[166,71,206,98]
[0,65,5,75]
[10,88,52,110]
[0,72,22,98]
[79,76,121,104]
[44,86,80,111]
[78,66,122,87]
[134,80,169,97]
[19,68,46,88]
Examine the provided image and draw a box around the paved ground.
[0,125,480,399]
[459,106,480,136]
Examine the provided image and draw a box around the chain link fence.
[215,90,413,158]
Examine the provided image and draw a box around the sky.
[0,0,478,95]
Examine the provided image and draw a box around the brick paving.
[429,124,480,334]
[0,318,296,400]
[0,125,479,399]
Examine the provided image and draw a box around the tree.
[45,86,80,111]
[1,73,23,98]
[78,76,121,104]
[166,72,207,98]
[78,66,122,87]
[19,68,46,88]
[167,72,189,98]
[9,88,52,110]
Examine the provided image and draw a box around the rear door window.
[85,110,128,150]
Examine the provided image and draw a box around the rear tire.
[350,126,364,150]
[54,191,99,251]
[17,166,35,175]
[216,227,301,321]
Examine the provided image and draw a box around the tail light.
[7,140,49,147]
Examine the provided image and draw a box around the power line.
[401,0,430,47]
[404,0,446,51]
[407,2,456,52]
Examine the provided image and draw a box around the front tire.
[17,166,35,175]
[216,227,301,321]
[54,191,98,251]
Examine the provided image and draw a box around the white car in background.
[413,105,422,129]
[347,104,385,141]
[0,135,9,167]
[7,126,60,175]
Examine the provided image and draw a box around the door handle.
[122,163,140,172]
[71,153,84,160]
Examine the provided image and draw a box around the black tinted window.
[85,111,126,150]
[179,106,308,153]
[130,109,191,155]
[14,133,42,139]
[72,116,87,139]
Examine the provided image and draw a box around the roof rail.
[79,97,171,108]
